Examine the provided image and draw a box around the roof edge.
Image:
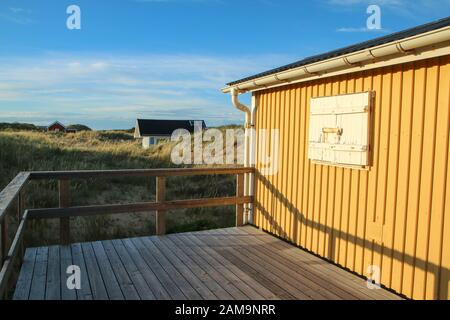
[223,17,450,93]
[47,121,66,129]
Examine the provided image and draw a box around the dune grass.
[0,130,238,246]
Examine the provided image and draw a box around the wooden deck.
[13,226,401,300]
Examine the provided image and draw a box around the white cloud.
[328,0,450,15]
[0,6,33,24]
[329,0,449,33]
[0,53,294,129]
[133,0,225,4]
[329,0,403,5]
[336,27,389,33]
[9,7,25,13]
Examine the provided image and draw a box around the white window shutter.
[308,92,372,168]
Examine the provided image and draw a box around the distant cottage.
[134,119,206,149]
[47,121,77,133]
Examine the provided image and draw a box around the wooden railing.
[0,172,30,298]
[0,166,254,298]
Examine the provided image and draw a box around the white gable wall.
[142,136,170,149]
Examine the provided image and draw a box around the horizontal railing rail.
[0,211,28,297]
[28,167,252,180]
[0,166,254,299]
[0,172,29,299]
[0,172,29,222]
[28,196,253,219]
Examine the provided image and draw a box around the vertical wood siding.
[254,55,450,300]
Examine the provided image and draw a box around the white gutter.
[222,26,450,93]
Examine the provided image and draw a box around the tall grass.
[0,130,237,246]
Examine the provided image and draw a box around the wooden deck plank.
[128,237,186,300]
[232,228,368,299]
[161,236,236,300]
[222,228,361,300]
[238,226,394,299]
[120,239,170,300]
[45,246,61,300]
[237,227,379,297]
[149,236,220,300]
[174,233,275,300]
[60,245,77,300]
[214,228,343,300]
[198,230,311,300]
[13,247,37,300]
[80,242,108,300]
[28,247,48,300]
[70,243,92,300]
[14,226,402,300]
[91,241,124,300]
[167,235,251,300]
[223,227,362,300]
[139,237,203,300]
[238,226,401,300]
[101,240,140,300]
[181,233,281,300]
[110,239,156,300]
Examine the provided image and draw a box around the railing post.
[0,219,7,264]
[17,192,24,262]
[155,176,166,235]
[59,179,70,245]
[236,173,244,227]
[0,219,6,300]
[17,191,23,222]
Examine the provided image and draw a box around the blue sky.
[0,0,448,129]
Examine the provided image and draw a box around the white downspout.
[248,95,258,224]
[231,88,251,125]
[231,88,253,224]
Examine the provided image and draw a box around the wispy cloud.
[329,0,403,5]
[9,7,25,13]
[0,7,33,24]
[133,0,225,3]
[336,27,390,33]
[328,0,450,16]
[328,0,449,33]
[0,53,293,129]
[133,0,273,5]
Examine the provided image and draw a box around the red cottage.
[47,121,67,133]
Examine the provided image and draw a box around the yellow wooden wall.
[253,55,450,300]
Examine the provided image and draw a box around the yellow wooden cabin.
[223,17,450,300]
